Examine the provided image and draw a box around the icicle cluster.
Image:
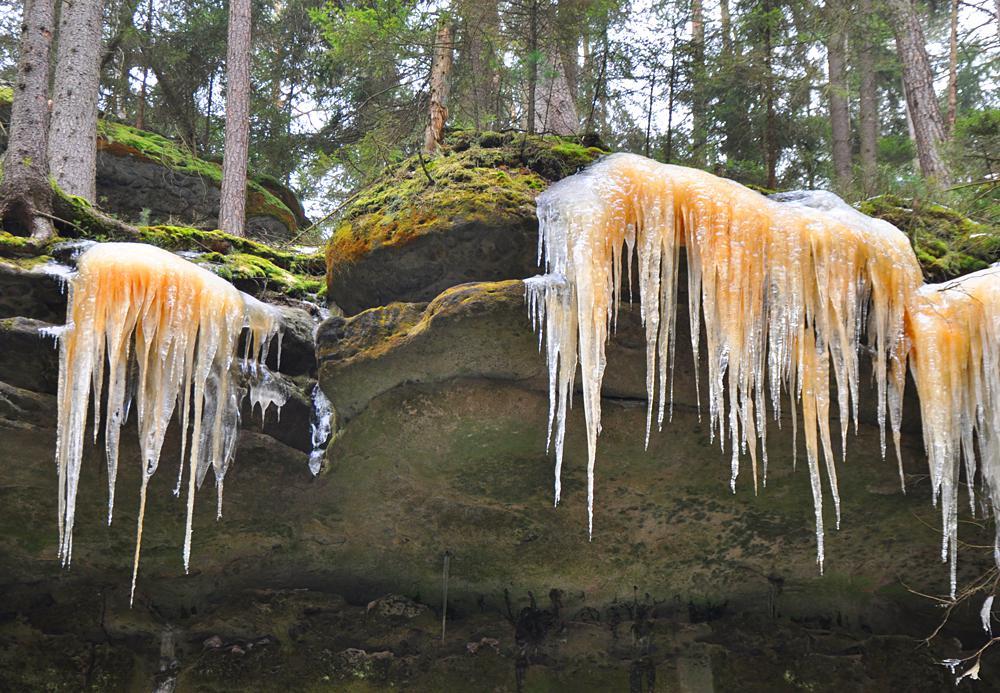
[907,268,1000,596]
[526,153,923,571]
[55,243,283,604]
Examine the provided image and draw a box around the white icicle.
[55,243,282,602]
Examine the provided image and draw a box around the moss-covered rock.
[325,130,607,314]
[95,119,300,239]
[0,88,304,240]
[860,194,1000,281]
[27,188,328,303]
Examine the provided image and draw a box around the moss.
[97,119,297,231]
[0,231,44,257]
[326,130,607,280]
[860,194,1000,281]
[41,186,326,299]
[206,252,320,297]
[0,85,12,105]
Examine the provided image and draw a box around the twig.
[282,186,369,247]
[416,148,435,186]
[441,550,451,642]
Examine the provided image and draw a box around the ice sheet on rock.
[526,153,922,571]
[55,242,281,605]
[308,383,334,476]
[245,366,290,421]
[982,595,994,635]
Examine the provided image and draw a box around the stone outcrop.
[324,131,606,314]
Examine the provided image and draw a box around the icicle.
[55,243,282,600]
[526,153,921,565]
[982,595,994,635]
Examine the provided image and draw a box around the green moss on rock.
[0,231,45,258]
[860,194,1000,281]
[325,130,607,279]
[97,120,297,231]
[207,252,323,297]
[3,187,326,300]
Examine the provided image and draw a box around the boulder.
[0,92,306,241]
[324,131,607,314]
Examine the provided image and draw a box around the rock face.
[2,145,999,688]
[314,277,961,606]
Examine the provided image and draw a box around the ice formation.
[55,243,283,604]
[308,383,334,476]
[907,267,1000,596]
[527,153,925,570]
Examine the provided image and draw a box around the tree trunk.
[763,0,777,189]
[665,25,677,163]
[534,52,579,134]
[457,0,499,130]
[424,21,454,156]
[583,24,608,135]
[531,0,579,135]
[827,20,852,192]
[644,71,655,157]
[0,0,56,240]
[884,0,950,184]
[690,0,706,165]
[526,0,538,134]
[136,0,153,130]
[719,0,732,55]
[218,0,252,236]
[857,0,879,193]
[555,0,581,100]
[48,0,105,203]
[946,0,958,134]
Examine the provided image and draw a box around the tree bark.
[857,0,879,193]
[135,0,153,130]
[884,0,950,184]
[534,0,580,135]
[690,0,706,165]
[827,19,852,192]
[424,21,454,156]
[0,0,56,240]
[946,0,958,134]
[534,51,579,134]
[719,0,732,55]
[218,0,252,237]
[48,0,105,203]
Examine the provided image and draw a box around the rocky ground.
[2,130,1000,690]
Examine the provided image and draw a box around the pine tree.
[218,0,253,236]
[884,0,950,184]
[0,0,56,240]
[48,0,105,202]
